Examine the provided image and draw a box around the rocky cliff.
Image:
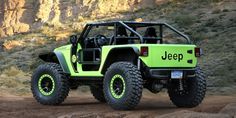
[0,0,160,38]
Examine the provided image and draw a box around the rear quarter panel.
[139,44,197,68]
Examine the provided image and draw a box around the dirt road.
[0,92,236,118]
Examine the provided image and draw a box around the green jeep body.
[52,44,197,77]
[32,21,206,110]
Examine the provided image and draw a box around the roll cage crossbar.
[78,21,191,44]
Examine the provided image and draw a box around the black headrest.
[117,26,128,36]
[144,27,157,37]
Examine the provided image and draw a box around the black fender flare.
[39,51,70,74]
[101,46,140,74]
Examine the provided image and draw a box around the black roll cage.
[78,21,191,46]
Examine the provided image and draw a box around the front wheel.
[168,67,206,108]
[31,63,70,105]
[103,62,143,110]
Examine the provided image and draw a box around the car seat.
[116,26,128,44]
[144,27,158,44]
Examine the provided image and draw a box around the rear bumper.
[146,68,196,79]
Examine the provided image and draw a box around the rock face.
[0,0,159,38]
[0,0,35,37]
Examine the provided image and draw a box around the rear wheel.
[31,63,70,105]
[168,67,206,107]
[103,62,143,110]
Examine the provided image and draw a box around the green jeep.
[31,21,206,110]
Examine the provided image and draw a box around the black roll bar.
[79,21,191,45]
[118,21,144,43]
[162,23,191,44]
[118,21,191,44]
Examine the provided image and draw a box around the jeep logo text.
[161,51,183,62]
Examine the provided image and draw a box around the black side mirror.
[70,35,78,44]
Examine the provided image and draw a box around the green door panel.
[54,44,103,77]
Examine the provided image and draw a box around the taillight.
[195,47,203,57]
[140,47,148,56]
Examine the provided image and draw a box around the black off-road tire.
[168,66,206,108]
[90,85,106,102]
[103,62,143,110]
[31,63,70,105]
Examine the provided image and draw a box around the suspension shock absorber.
[179,79,184,91]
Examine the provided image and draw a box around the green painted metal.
[38,74,55,96]
[138,44,197,67]
[54,44,103,77]
[53,44,197,77]
[54,44,73,74]
[100,44,197,69]
[110,74,126,99]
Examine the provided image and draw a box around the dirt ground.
[0,91,236,118]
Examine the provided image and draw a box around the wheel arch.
[39,52,70,74]
[101,47,140,74]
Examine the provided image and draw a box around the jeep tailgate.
[139,44,197,68]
